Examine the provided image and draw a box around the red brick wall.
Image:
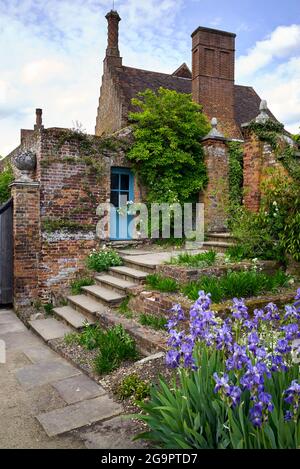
[192,27,241,139]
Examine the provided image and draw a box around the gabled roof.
[116,65,279,128]
[172,63,192,79]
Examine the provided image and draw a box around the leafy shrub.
[94,325,138,375]
[136,290,300,448]
[117,374,150,402]
[78,324,101,350]
[118,297,134,319]
[168,250,217,267]
[44,303,54,316]
[70,277,95,294]
[86,250,123,272]
[181,269,289,303]
[127,87,210,204]
[0,164,14,204]
[146,274,178,293]
[139,313,167,331]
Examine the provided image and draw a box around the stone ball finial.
[13,150,37,182]
[211,117,218,128]
[203,117,225,139]
[259,100,268,112]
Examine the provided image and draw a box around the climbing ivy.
[127,87,210,204]
[228,141,243,209]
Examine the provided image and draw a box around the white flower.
[273,201,277,206]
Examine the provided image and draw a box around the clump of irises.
[165,288,300,431]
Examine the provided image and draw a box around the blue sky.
[0,0,299,155]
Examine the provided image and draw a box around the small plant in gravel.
[118,297,134,319]
[70,277,95,295]
[146,274,178,293]
[44,303,54,316]
[182,269,290,303]
[64,332,80,346]
[94,325,139,375]
[117,373,150,402]
[139,313,167,331]
[168,250,217,268]
[86,249,123,272]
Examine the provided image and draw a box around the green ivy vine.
[228,141,244,209]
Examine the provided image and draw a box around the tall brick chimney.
[191,26,240,138]
[105,10,122,68]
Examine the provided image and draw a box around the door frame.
[110,167,134,241]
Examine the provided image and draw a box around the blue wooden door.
[110,168,134,240]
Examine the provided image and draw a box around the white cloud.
[236,24,300,134]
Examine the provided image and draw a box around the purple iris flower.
[284,305,299,321]
[227,385,242,407]
[284,411,293,421]
[276,339,292,355]
[264,303,280,321]
[226,343,250,371]
[213,372,230,394]
[249,402,263,427]
[166,350,180,368]
[231,298,249,321]
[170,304,185,321]
[248,332,260,353]
[281,323,299,341]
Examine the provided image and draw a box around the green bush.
[86,250,123,272]
[117,374,150,402]
[118,297,134,319]
[44,303,54,316]
[78,324,101,350]
[146,274,178,293]
[181,269,289,303]
[139,313,167,331]
[70,277,95,294]
[0,164,14,204]
[168,250,217,268]
[127,87,210,204]
[94,325,138,375]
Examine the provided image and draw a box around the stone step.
[82,285,126,305]
[95,274,136,293]
[53,306,95,330]
[109,265,148,281]
[29,318,73,342]
[36,395,122,437]
[68,294,107,318]
[202,240,235,253]
[121,256,156,274]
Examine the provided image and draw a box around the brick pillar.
[106,10,121,58]
[243,128,263,212]
[10,181,40,308]
[201,122,230,232]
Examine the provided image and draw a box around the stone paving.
[0,308,141,449]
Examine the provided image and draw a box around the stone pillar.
[242,128,263,212]
[201,118,230,232]
[10,181,40,309]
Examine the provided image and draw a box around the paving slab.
[23,345,64,364]
[81,416,144,449]
[53,306,95,329]
[0,321,27,334]
[29,318,72,341]
[0,331,41,351]
[82,285,125,304]
[52,374,106,404]
[15,361,81,390]
[37,395,122,437]
[0,313,20,325]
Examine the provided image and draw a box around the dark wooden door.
[0,199,13,305]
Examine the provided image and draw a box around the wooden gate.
[0,199,13,305]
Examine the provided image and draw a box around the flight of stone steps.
[29,257,152,343]
[203,232,236,252]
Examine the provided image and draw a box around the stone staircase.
[29,259,151,345]
[203,232,236,252]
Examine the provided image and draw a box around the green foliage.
[94,324,139,375]
[136,344,300,449]
[44,303,54,316]
[128,87,210,203]
[146,274,178,293]
[0,164,14,204]
[118,297,134,319]
[248,120,284,150]
[117,374,150,402]
[70,277,95,294]
[154,237,185,248]
[228,141,243,210]
[139,313,167,331]
[86,250,123,272]
[167,250,217,268]
[64,332,80,346]
[181,269,289,303]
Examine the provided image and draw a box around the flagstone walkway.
[0,308,141,449]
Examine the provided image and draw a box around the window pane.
[111,174,119,190]
[121,174,130,191]
[119,192,129,207]
[110,191,119,208]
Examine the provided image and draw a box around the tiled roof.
[117,66,279,127]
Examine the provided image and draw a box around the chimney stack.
[106,10,121,57]
[191,26,240,138]
[34,108,44,130]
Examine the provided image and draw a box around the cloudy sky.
[0,0,299,156]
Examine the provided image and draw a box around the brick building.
[0,9,297,310]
